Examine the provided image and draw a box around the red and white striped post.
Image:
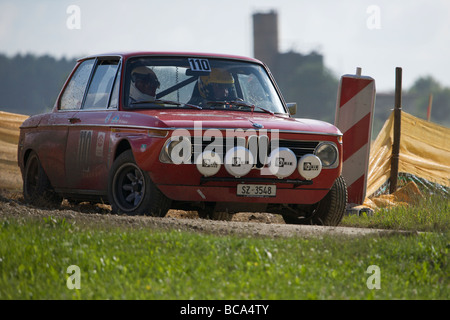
[335,68,376,205]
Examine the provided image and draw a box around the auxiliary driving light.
[224,146,254,178]
[196,150,222,177]
[267,147,297,178]
[298,154,322,180]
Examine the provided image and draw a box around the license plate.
[237,184,276,197]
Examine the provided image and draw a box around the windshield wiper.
[207,100,274,115]
[131,99,202,110]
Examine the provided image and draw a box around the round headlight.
[164,136,192,164]
[314,142,338,168]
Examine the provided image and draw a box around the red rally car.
[18,52,347,225]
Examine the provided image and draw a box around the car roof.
[78,51,263,64]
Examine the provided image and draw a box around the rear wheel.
[23,151,60,206]
[284,176,347,226]
[107,150,171,216]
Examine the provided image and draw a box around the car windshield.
[124,56,286,114]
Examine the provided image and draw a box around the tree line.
[0,53,448,133]
[0,53,77,115]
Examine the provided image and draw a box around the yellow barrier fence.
[365,110,449,209]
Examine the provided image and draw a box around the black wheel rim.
[113,163,146,212]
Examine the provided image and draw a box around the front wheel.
[107,150,171,216]
[283,176,348,226]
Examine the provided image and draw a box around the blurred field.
[0,111,28,191]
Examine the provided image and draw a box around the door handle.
[68,117,81,124]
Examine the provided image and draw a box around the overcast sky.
[1,0,449,92]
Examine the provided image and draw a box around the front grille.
[191,136,246,163]
[274,140,319,158]
[190,136,318,163]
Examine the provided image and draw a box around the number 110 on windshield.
[188,58,211,72]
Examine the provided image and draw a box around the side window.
[60,59,95,110]
[108,68,121,109]
[84,60,119,109]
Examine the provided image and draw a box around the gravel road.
[0,190,414,238]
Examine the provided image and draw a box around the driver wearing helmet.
[129,66,160,104]
[189,68,236,106]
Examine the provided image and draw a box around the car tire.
[284,176,347,226]
[108,150,171,216]
[23,151,61,206]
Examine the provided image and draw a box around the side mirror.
[287,102,297,116]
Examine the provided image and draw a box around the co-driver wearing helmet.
[189,68,236,106]
[129,66,160,104]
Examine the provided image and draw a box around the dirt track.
[0,111,413,238]
[0,189,414,238]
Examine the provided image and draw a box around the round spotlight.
[224,146,254,178]
[267,147,297,178]
[298,154,322,180]
[195,151,222,177]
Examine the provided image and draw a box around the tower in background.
[253,10,279,69]
[252,10,323,78]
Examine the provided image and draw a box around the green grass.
[341,193,450,232]
[0,214,448,300]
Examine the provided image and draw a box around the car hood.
[135,109,342,136]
